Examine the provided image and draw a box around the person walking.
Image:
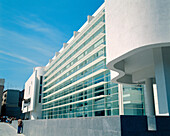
[17,119,23,134]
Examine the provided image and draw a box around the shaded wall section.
[121,116,170,136]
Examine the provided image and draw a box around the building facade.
[22,67,44,120]
[1,89,24,119]
[12,1,170,136]
[0,79,5,116]
[42,3,144,119]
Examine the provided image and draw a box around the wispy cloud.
[0,14,69,59]
[16,15,68,44]
[0,27,56,57]
[0,50,40,65]
[0,2,71,90]
[0,55,33,66]
[0,16,68,67]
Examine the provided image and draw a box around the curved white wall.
[106,0,170,83]
[105,0,170,115]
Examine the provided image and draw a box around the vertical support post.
[144,78,156,131]
[92,88,95,117]
[153,84,159,115]
[144,78,155,116]
[153,47,170,115]
[104,83,107,116]
[83,91,85,117]
[118,84,124,115]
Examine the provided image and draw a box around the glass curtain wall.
[42,7,145,119]
[123,85,145,115]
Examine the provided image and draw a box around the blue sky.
[0,0,104,90]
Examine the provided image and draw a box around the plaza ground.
[0,122,24,136]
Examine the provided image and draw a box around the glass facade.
[123,85,145,115]
[39,76,43,103]
[42,7,144,119]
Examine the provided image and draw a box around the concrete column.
[144,78,155,116]
[118,84,124,115]
[92,88,95,117]
[83,91,85,117]
[144,78,156,131]
[153,84,159,115]
[104,84,107,116]
[153,47,170,115]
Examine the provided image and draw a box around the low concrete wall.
[11,116,121,136]
[11,116,170,136]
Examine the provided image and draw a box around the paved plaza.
[0,123,25,136]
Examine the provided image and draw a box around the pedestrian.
[17,118,23,134]
[9,118,12,124]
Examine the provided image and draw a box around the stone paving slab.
[0,123,25,136]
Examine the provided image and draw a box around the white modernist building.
[22,67,44,120]
[22,3,145,120]
[106,0,170,116]
[42,3,144,119]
